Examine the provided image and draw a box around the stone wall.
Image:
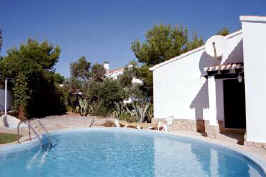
[153,118,225,138]
[154,118,266,147]
[245,141,266,149]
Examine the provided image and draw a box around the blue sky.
[0,0,265,77]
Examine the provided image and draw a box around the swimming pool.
[0,128,265,177]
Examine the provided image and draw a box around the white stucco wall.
[241,16,266,143]
[152,30,243,122]
[153,48,206,120]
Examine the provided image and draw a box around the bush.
[66,105,73,112]
[119,112,137,122]
[86,79,126,116]
[25,72,66,118]
[112,102,137,122]
[112,101,152,123]
[92,101,110,117]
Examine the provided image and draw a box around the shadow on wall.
[189,38,244,135]
[223,39,243,64]
[190,52,221,135]
[190,81,209,120]
[199,52,221,75]
[189,81,209,134]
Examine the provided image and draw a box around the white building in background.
[150,16,266,144]
[104,61,125,80]
[103,61,143,104]
[103,61,143,85]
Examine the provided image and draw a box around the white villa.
[104,61,125,80]
[150,16,266,144]
[103,61,143,85]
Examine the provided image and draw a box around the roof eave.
[149,46,205,71]
[149,30,242,71]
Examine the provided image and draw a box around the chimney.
[103,61,109,73]
[240,16,266,143]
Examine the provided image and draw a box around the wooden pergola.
[203,63,244,79]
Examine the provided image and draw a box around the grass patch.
[0,133,17,144]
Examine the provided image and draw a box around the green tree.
[119,68,133,87]
[70,56,91,81]
[67,58,107,114]
[89,79,125,108]
[216,27,230,36]
[53,72,65,84]
[91,63,106,81]
[118,63,138,87]
[65,77,83,92]
[131,24,204,66]
[0,29,2,53]
[86,79,126,116]
[0,39,60,79]
[186,33,205,51]
[0,39,65,118]
[135,65,153,97]
[13,73,29,120]
[62,77,83,111]
[131,24,204,99]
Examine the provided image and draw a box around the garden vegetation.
[0,24,207,122]
[0,39,66,119]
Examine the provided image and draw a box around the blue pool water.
[0,128,265,177]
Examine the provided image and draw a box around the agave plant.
[132,101,150,123]
[75,106,80,113]
[146,105,154,123]
[113,102,125,119]
[88,102,97,114]
[79,98,88,116]
[88,104,94,114]
[125,106,137,118]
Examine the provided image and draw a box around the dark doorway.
[223,79,246,129]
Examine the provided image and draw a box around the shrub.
[112,102,137,122]
[86,79,126,116]
[66,105,73,112]
[119,112,137,122]
[92,101,110,117]
[113,101,152,123]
